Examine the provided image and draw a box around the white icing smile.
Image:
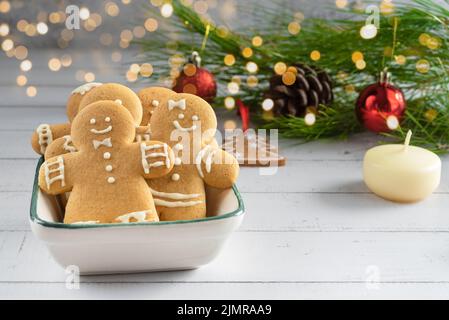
[173,120,197,132]
[90,125,112,134]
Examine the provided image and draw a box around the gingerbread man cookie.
[137,87,176,126]
[31,82,102,155]
[44,83,147,159]
[39,100,175,224]
[148,93,239,221]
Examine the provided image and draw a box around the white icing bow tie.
[93,137,112,150]
[168,99,186,111]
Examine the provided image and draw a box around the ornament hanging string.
[201,24,211,53]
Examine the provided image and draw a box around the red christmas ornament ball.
[173,60,217,102]
[355,73,406,133]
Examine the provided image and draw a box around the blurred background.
[0,0,346,105]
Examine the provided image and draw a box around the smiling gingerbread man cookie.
[39,100,175,224]
[148,93,239,221]
[31,82,102,155]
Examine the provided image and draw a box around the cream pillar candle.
[363,130,441,202]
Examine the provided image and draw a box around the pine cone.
[265,64,333,117]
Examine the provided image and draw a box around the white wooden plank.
[2,158,449,193]
[0,193,31,230]
[0,128,378,161]
[0,84,152,107]
[0,106,67,130]
[0,131,38,159]
[1,282,449,300]
[3,191,449,232]
[2,231,449,283]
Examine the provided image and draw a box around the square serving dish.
[29,158,245,275]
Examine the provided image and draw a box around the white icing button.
[103,152,111,159]
[178,113,185,119]
[171,173,180,181]
[115,99,122,105]
[152,100,159,107]
[105,117,111,122]
[105,165,113,172]
[107,177,116,184]
[174,157,182,165]
[192,115,199,121]
[174,143,183,150]
[90,118,96,124]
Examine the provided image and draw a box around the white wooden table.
[1,49,449,300]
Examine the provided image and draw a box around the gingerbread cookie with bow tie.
[31,82,102,155]
[39,100,174,224]
[148,93,239,221]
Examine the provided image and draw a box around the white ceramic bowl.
[30,158,245,275]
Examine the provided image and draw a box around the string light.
[425,109,438,122]
[395,55,406,65]
[247,75,258,87]
[61,54,72,67]
[227,82,239,94]
[129,63,140,73]
[231,75,241,84]
[120,29,133,42]
[288,21,301,35]
[14,46,28,60]
[282,71,296,85]
[262,98,274,111]
[335,0,348,8]
[224,97,235,110]
[0,23,9,36]
[310,50,321,61]
[246,61,258,73]
[304,112,316,126]
[111,51,122,62]
[0,0,11,13]
[1,39,13,51]
[140,63,153,77]
[20,60,32,72]
[105,2,120,16]
[386,115,399,130]
[144,18,158,32]
[161,3,174,18]
[418,33,430,46]
[48,58,62,72]
[16,75,27,86]
[126,70,138,82]
[242,47,253,58]
[133,26,146,38]
[355,60,366,70]
[79,7,90,20]
[224,54,235,66]
[224,120,237,130]
[380,0,395,15]
[360,24,377,39]
[351,51,364,63]
[26,86,37,97]
[193,0,208,14]
[416,59,430,73]
[274,62,287,75]
[252,36,263,47]
[181,63,195,76]
[84,72,95,82]
[182,83,197,94]
[36,22,48,35]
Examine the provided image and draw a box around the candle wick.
[404,130,412,150]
